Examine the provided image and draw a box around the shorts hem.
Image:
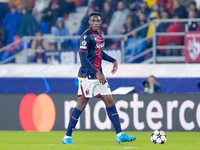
[94,94,101,98]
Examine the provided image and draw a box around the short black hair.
[90,12,101,18]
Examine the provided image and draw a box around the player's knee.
[76,97,88,111]
[105,98,115,107]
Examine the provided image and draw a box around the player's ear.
[88,19,91,26]
[100,20,102,25]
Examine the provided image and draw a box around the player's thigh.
[101,95,115,108]
[76,95,89,111]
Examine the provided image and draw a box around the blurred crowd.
[81,0,200,62]
[0,0,85,62]
[0,0,200,63]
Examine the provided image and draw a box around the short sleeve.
[79,34,89,53]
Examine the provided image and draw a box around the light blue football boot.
[116,133,136,143]
[62,137,74,145]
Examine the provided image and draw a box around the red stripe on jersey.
[100,30,104,37]
[89,28,103,78]
[79,50,88,53]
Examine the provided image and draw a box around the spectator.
[139,1,151,16]
[143,75,162,94]
[53,17,70,49]
[188,10,200,31]
[146,12,159,48]
[144,0,156,8]
[137,13,148,38]
[106,0,118,12]
[101,2,113,35]
[147,3,159,20]
[121,15,135,34]
[0,2,10,23]
[0,22,6,49]
[128,2,139,28]
[107,1,130,35]
[48,0,62,27]
[32,0,52,23]
[31,31,50,63]
[90,0,104,12]
[40,8,53,34]
[165,14,183,56]
[158,4,172,18]
[173,0,188,18]
[157,11,170,33]
[133,0,143,11]
[16,6,38,37]
[125,32,146,63]
[156,0,173,14]
[188,1,200,18]
[3,5,21,45]
[52,0,76,17]
[77,7,94,35]
[157,11,170,55]
[48,0,76,23]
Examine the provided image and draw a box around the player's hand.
[111,60,118,74]
[96,72,106,84]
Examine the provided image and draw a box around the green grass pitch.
[0,131,199,150]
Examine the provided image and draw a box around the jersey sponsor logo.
[95,43,105,49]
[80,46,87,49]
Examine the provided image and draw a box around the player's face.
[89,15,102,32]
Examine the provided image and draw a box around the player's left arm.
[102,51,118,74]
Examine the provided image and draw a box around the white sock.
[64,135,71,138]
[117,132,123,137]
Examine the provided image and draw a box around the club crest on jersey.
[86,89,89,95]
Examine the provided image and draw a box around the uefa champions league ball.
[151,130,167,144]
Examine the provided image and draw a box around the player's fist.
[96,72,106,84]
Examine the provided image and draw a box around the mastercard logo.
[19,94,56,132]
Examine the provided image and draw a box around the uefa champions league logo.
[187,37,200,60]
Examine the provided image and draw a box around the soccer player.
[62,12,136,145]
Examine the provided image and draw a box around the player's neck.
[92,29,99,33]
[89,27,99,33]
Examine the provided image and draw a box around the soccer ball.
[151,130,167,144]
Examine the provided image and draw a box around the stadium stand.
[0,0,200,64]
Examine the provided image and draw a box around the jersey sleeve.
[79,33,98,74]
[79,34,89,53]
[102,51,116,63]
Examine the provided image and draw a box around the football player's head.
[89,12,102,32]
